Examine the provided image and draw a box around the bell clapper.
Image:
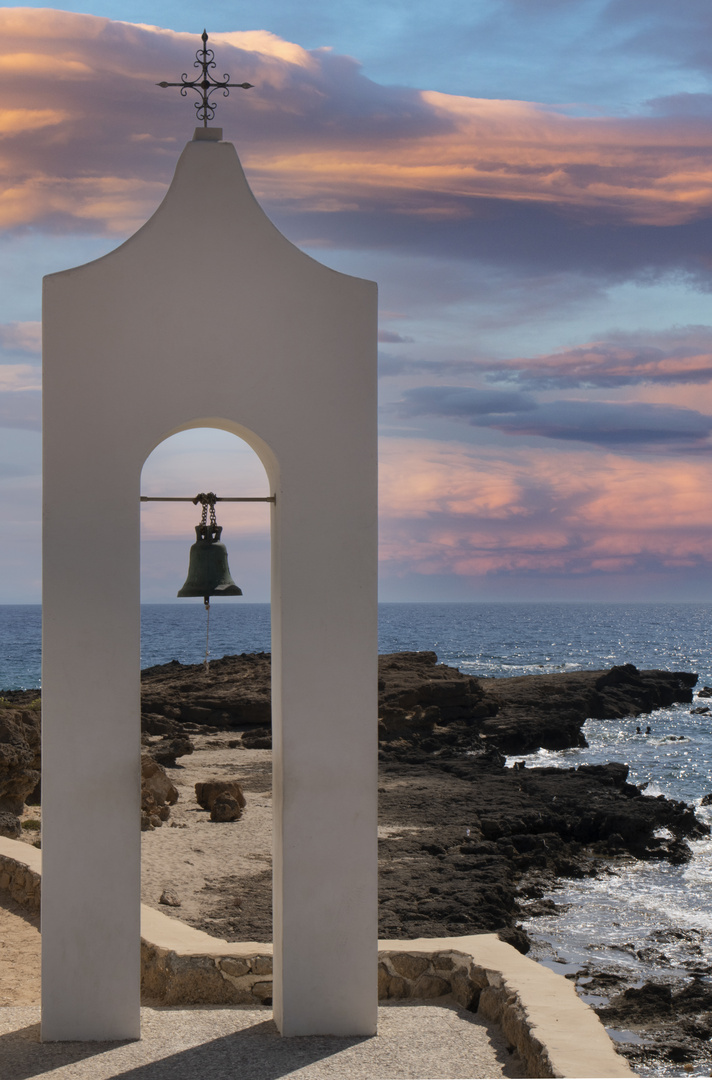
[204,597,210,673]
[200,498,215,675]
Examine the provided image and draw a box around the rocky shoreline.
[1,652,710,1072]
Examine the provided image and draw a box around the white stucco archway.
[42,130,378,1040]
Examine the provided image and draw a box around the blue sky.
[2,2,712,603]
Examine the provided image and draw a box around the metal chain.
[194,492,218,528]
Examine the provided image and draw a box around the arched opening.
[139,426,274,949]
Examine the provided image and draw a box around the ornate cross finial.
[158,29,253,127]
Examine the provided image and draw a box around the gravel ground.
[0,1003,527,1079]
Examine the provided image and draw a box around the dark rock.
[614,981,673,1020]
[134,653,697,760]
[594,976,712,1070]
[141,755,178,830]
[0,705,41,814]
[141,712,182,736]
[159,889,182,907]
[497,925,531,954]
[242,728,272,749]
[377,652,495,745]
[521,897,566,918]
[477,664,697,754]
[148,735,194,767]
[140,653,271,730]
[0,810,21,838]
[210,792,243,822]
[372,747,709,945]
[195,780,246,814]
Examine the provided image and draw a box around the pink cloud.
[0,321,41,354]
[471,326,712,389]
[0,364,40,391]
[1,11,712,236]
[379,440,712,578]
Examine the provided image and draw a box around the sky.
[2,2,712,603]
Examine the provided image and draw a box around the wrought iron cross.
[158,29,253,127]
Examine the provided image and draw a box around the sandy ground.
[141,736,274,930]
[0,896,40,1006]
[2,735,272,1007]
[0,734,426,1002]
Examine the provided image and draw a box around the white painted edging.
[0,837,632,1077]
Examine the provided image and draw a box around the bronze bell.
[177,521,242,602]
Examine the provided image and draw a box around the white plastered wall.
[41,131,378,1040]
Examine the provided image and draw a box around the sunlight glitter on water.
[506,688,712,1017]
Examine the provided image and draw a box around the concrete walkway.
[1,838,635,1078]
[1,1002,527,1080]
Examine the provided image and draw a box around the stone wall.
[378,949,552,1077]
[141,943,274,1007]
[0,851,509,1019]
[0,850,40,913]
[379,949,480,1008]
[0,848,276,1007]
[142,947,484,1012]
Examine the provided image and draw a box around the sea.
[2,600,712,1076]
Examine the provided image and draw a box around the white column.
[271,434,378,1036]
[41,452,141,1040]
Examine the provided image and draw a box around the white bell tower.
[41,39,377,1040]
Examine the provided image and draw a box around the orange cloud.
[379,439,712,577]
[0,11,711,234]
[0,175,167,232]
[253,97,712,225]
[379,443,528,520]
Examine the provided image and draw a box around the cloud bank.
[471,327,712,389]
[2,9,712,599]
[398,385,712,450]
[1,6,712,287]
